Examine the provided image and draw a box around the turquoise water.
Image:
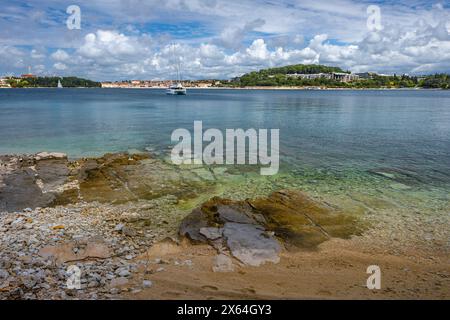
[1,88,450,191]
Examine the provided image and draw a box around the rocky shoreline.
[1,152,449,300]
[0,152,204,299]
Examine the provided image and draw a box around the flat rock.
[217,205,256,224]
[0,169,55,212]
[223,222,281,267]
[39,239,112,264]
[142,238,181,259]
[199,227,223,240]
[179,190,362,252]
[34,152,67,161]
[0,153,71,211]
[179,208,209,242]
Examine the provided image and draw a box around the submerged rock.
[1,151,214,212]
[248,190,362,248]
[217,205,257,224]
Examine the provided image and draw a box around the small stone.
[142,280,153,288]
[109,288,119,294]
[156,267,165,273]
[117,269,130,277]
[122,226,137,237]
[0,269,9,279]
[213,254,235,272]
[114,223,124,231]
[183,260,193,266]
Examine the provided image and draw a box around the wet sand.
[126,240,450,300]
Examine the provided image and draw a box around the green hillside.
[225,64,449,89]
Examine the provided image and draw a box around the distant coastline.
[1,86,445,91]
[2,63,449,90]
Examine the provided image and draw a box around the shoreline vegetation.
[4,76,101,88]
[2,64,449,90]
[1,151,449,299]
[223,64,450,89]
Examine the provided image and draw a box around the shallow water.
[1,88,449,213]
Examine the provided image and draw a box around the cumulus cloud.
[51,50,70,62]
[53,62,67,71]
[218,19,266,49]
[37,22,450,80]
[31,49,46,60]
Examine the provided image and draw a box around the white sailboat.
[57,79,63,88]
[166,52,186,95]
[166,82,186,95]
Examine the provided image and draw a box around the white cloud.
[31,49,46,60]
[51,50,70,62]
[218,19,265,49]
[53,62,67,71]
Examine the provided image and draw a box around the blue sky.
[0,0,449,80]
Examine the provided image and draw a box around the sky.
[0,0,449,81]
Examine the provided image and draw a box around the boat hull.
[166,89,187,95]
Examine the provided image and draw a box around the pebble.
[116,268,131,277]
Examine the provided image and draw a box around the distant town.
[101,79,225,89]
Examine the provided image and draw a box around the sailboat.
[57,79,63,88]
[166,82,186,95]
[166,51,187,95]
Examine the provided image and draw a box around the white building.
[0,78,11,87]
[287,72,359,82]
